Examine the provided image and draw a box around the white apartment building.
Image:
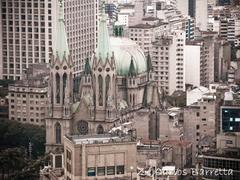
[185,41,201,87]
[0,0,55,80]
[151,30,186,95]
[195,0,208,31]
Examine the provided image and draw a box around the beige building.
[184,93,216,164]
[63,134,137,180]
[129,18,169,55]
[8,64,49,126]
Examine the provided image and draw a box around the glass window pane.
[87,167,96,176]
[97,167,105,176]
[107,166,115,175]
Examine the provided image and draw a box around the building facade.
[63,134,137,180]
[64,0,98,76]
[184,94,216,164]
[8,64,49,126]
[0,0,54,80]
[151,30,186,95]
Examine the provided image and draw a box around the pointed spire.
[54,0,69,62]
[96,0,110,62]
[147,52,153,72]
[142,85,148,107]
[84,58,91,75]
[128,56,137,77]
[151,84,161,108]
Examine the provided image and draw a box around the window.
[55,122,61,144]
[97,167,105,176]
[202,118,206,121]
[87,167,96,176]
[107,166,115,175]
[55,155,62,168]
[196,112,199,117]
[117,166,124,174]
[196,125,199,130]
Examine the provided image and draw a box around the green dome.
[109,37,147,76]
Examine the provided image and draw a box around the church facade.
[45,0,163,155]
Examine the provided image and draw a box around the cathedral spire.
[147,52,153,72]
[128,57,137,77]
[84,58,92,75]
[96,0,110,62]
[54,0,69,62]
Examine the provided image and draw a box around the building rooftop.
[65,134,135,145]
[142,17,160,21]
[129,22,167,29]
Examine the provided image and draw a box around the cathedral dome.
[109,37,147,76]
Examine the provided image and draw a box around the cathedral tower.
[92,1,117,121]
[46,0,73,153]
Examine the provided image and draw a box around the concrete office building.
[0,0,97,79]
[0,0,55,80]
[184,93,216,164]
[63,134,137,180]
[200,133,240,179]
[64,0,98,76]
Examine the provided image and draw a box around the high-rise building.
[176,0,189,16]
[185,41,201,87]
[0,0,97,80]
[151,30,186,95]
[195,0,208,31]
[200,33,216,87]
[129,18,169,55]
[0,0,55,80]
[64,0,98,76]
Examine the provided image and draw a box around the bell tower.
[46,0,73,153]
[92,1,117,122]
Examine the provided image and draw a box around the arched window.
[55,122,61,144]
[50,73,53,104]
[56,73,60,104]
[133,94,135,106]
[63,73,67,103]
[106,75,110,97]
[97,124,104,134]
[98,75,103,106]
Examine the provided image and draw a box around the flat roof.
[65,134,135,145]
